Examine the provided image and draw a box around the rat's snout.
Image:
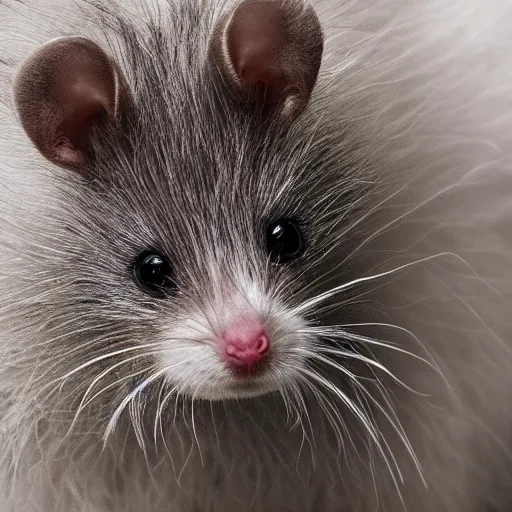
[222,318,270,374]
[158,282,306,398]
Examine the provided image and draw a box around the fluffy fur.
[1,0,512,511]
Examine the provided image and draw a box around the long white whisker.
[46,343,162,393]
[307,351,426,487]
[103,367,169,445]
[293,252,462,314]
[65,355,160,437]
[190,390,204,467]
[295,345,425,396]
[299,368,406,508]
[307,322,452,391]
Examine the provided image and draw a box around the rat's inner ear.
[211,0,324,120]
[13,37,131,171]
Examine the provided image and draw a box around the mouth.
[208,373,280,401]
[228,358,268,378]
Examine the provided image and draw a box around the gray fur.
[1,0,512,511]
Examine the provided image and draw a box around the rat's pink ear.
[13,37,131,171]
[211,0,323,120]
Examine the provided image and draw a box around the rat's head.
[10,0,368,409]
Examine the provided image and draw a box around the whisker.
[298,368,406,509]
[309,322,452,390]
[103,367,170,444]
[45,343,162,393]
[294,344,426,396]
[65,354,160,437]
[311,351,425,486]
[190,390,204,467]
[293,252,462,314]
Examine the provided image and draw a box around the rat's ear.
[210,0,324,120]
[13,36,131,171]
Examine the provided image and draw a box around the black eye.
[133,251,173,295]
[266,219,305,264]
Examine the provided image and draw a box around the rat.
[1,0,512,511]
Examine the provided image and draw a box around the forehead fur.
[56,0,377,279]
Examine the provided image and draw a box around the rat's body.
[1,0,512,511]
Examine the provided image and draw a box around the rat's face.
[57,102,334,403]
[13,0,365,408]
[97,165,313,401]
[130,219,308,400]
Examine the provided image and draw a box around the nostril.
[226,344,242,358]
[255,333,269,355]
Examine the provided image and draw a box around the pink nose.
[225,329,269,373]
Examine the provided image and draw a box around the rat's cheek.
[156,341,224,394]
